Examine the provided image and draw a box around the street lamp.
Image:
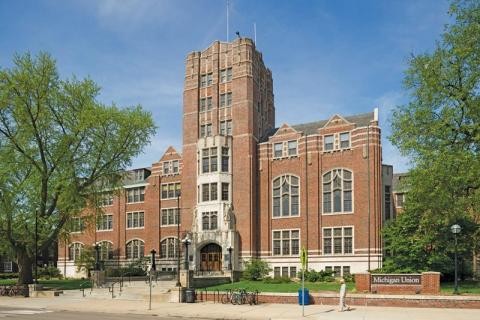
[227,246,233,270]
[94,244,100,271]
[176,193,181,287]
[150,249,157,272]
[450,224,461,295]
[182,237,191,271]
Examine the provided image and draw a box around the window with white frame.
[220,120,232,136]
[161,182,181,199]
[160,237,178,259]
[68,243,83,261]
[99,192,113,206]
[324,135,334,151]
[323,169,353,213]
[200,73,213,87]
[288,141,297,156]
[163,162,170,175]
[98,241,113,260]
[220,68,232,83]
[200,124,212,138]
[126,239,144,259]
[127,211,144,229]
[340,132,350,148]
[272,175,299,217]
[70,217,84,233]
[325,265,350,277]
[162,160,180,175]
[126,187,145,203]
[220,92,232,107]
[323,227,353,255]
[201,183,218,202]
[273,140,297,158]
[97,214,113,231]
[161,208,179,226]
[202,211,218,230]
[134,169,145,181]
[274,143,283,158]
[221,147,229,172]
[221,183,229,201]
[272,230,300,256]
[201,147,218,173]
[200,97,213,112]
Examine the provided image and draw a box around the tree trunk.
[17,251,34,285]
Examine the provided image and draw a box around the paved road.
[0,306,204,320]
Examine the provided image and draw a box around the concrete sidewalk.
[0,294,480,320]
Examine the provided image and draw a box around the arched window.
[160,237,178,259]
[68,243,83,261]
[98,241,113,260]
[126,239,144,259]
[323,169,353,213]
[272,175,299,217]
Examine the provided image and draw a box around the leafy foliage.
[242,259,272,281]
[0,52,156,284]
[386,0,480,278]
[298,269,335,282]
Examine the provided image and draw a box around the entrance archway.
[200,243,222,271]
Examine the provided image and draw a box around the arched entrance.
[200,243,222,271]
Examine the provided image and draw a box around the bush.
[105,259,148,277]
[263,276,291,284]
[0,272,18,279]
[242,259,272,281]
[297,269,336,282]
[38,266,62,280]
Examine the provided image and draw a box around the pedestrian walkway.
[0,294,479,320]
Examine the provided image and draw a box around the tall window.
[68,243,83,261]
[99,192,113,206]
[160,238,178,259]
[396,193,405,207]
[200,73,213,87]
[126,239,144,259]
[323,227,353,255]
[340,132,350,148]
[220,92,232,107]
[98,241,113,260]
[161,208,179,226]
[272,175,300,217]
[70,217,84,233]
[324,135,334,151]
[127,211,144,229]
[221,147,229,172]
[201,147,217,173]
[273,140,297,158]
[200,124,212,138]
[220,120,232,135]
[97,215,113,231]
[272,230,300,256]
[221,183,229,201]
[323,169,353,213]
[202,212,218,230]
[220,68,232,83]
[126,187,145,203]
[274,143,283,158]
[201,183,218,202]
[161,183,181,199]
[288,141,297,156]
[200,97,213,112]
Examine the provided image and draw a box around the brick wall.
[355,272,441,295]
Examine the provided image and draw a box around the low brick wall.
[355,272,440,295]
[196,291,480,309]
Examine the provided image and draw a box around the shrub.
[38,266,62,280]
[242,259,272,281]
[297,269,336,282]
[0,272,18,279]
[263,276,291,284]
[105,259,148,277]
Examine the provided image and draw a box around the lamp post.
[150,249,157,272]
[34,208,38,285]
[182,237,191,271]
[450,224,461,295]
[227,246,232,270]
[94,244,100,271]
[176,193,181,287]
[149,249,156,310]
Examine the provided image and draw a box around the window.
[272,175,300,217]
[220,120,232,135]
[201,183,217,202]
[220,68,232,83]
[274,143,283,158]
[126,239,144,259]
[288,141,297,156]
[202,212,218,230]
[200,73,213,87]
[340,132,350,148]
[282,267,289,277]
[172,160,179,173]
[126,187,145,203]
[163,162,170,175]
[68,243,83,261]
[70,217,84,233]
[290,267,297,278]
[343,266,351,276]
[324,135,334,151]
[274,267,281,278]
[220,92,232,107]
[334,266,342,277]
[163,160,180,175]
[97,215,113,231]
[161,183,181,199]
[98,241,113,260]
[127,211,144,229]
[323,169,352,213]
[396,193,405,207]
[134,169,145,181]
[161,208,179,226]
[200,124,212,138]
[221,147,229,172]
[99,192,113,206]
[160,237,178,259]
[201,147,218,173]
[384,186,391,219]
[323,227,353,255]
[272,230,299,256]
[221,183,229,201]
[199,97,213,112]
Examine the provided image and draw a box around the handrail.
[79,280,92,297]
[108,281,119,298]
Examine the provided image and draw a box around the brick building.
[58,38,388,278]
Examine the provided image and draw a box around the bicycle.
[247,290,259,305]
[221,289,232,304]
[231,288,248,305]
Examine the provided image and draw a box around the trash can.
[185,288,196,303]
[298,288,309,305]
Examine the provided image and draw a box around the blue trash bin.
[298,288,309,305]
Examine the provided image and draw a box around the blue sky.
[0,0,451,172]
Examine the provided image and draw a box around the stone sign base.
[355,272,440,294]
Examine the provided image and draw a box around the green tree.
[386,0,480,277]
[0,52,156,284]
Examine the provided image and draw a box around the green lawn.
[0,279,91,290]
[204,280,350,293]
[440,281,480,295]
